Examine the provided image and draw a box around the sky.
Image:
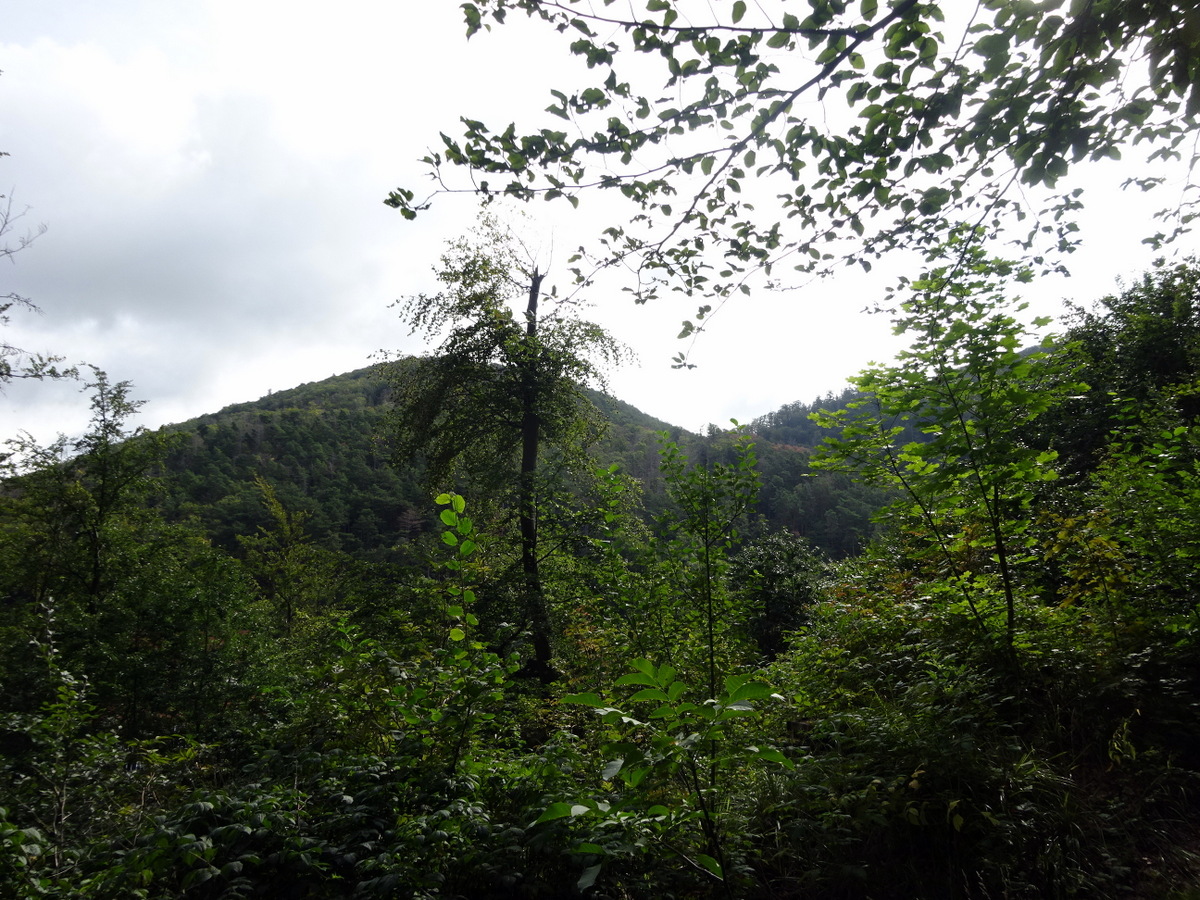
[2,1,1194,445]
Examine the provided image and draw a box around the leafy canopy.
[385,218,627,492]
[812,234,1086,646]
[388,0,1200,314]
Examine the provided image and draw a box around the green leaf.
[731,1,746,24]
[578,864,602,890]
[628,687,671,702]
[750,745,795,768]
[625,765,651,787]
[695,853,724,879]
[449,627,466,641]
[534,801,575,824]
[766,30,790,49]
[563,692,605,707]
[630,658,657,677]
[614,672,658,688]
[725,680,771,703]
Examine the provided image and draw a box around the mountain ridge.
[153,365,697,559]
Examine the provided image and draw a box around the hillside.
[154,365,695,560]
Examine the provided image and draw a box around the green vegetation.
[8,4,1200,892]
[388,0,1200,348]
[150,366,678,561]
[384,222,628,677]
[3,254,1199,897]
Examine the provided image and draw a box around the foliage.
[567,428,763,694]
[551,659,790,895]
[75,494,577,900]
[728,529,826,658]
[755,571,1200,900]
[655,427,760,695]
[1042,257,1200,476]
[151,366,678,563]
[237,475,342,629]
[385,220,626,494]
[154,369,890,563]
[4,260,1200,896]
[812,237,1086,651]
[750,392,900,557]
[385,220,630,677]
[1067,258,1200,401]
[389,0,1200,337]
[157,367,428,561]
[0,372,267,738]
[549,460,665,683]
[1086,394,1200,623]
[0,621,206,899]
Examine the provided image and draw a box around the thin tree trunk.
[519,269,555,680]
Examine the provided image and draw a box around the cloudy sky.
[2,1,1193,444]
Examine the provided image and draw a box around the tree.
[1035,259,1200,617]
[729,529,825,658]
[1,369,162,612]
[1039,258,1200,475]
[655,429,760,696]
[388,0,1199,339]
[0,371,264,737]
[237,475,340,631]
[384,220,626,677]
[812,235,1085,653]
[1071,259,1200,397]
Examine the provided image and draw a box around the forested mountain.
[150,365,886,562]
[749,389,893,557]
[152,365,691,561]
[4,257,1200,898]
[6,0,1200,892]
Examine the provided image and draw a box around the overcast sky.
[2,1,1194,445]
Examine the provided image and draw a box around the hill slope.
[155,366,690,559]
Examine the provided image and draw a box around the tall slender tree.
[812,235,1085,654]
[385,218,626,677]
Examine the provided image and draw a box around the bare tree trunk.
[519,269,555,681]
